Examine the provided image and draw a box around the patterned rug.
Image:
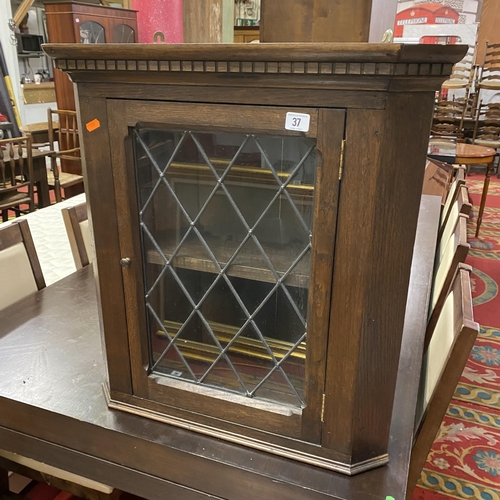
[412,172,500,499]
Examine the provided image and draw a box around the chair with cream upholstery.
[440,166,465,217]
[0,219,45,311]
[0,449,120,500]
[61,201,92,269]
[428,213,470,344]
[0,218,119,499]
[438,183,471,244]
[407,265,479,499]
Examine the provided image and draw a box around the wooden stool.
[455,143,496,237]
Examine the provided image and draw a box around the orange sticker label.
[86,118,100,132]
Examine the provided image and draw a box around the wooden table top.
[0,195,442,500]
[456,143,496,159]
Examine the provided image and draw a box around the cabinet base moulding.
[103,383,389,475]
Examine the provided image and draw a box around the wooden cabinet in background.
[234,27,260,43]
[45,2,138,112]
[44,1,137,187]
[45,42,465,476]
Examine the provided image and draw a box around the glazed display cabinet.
[45,1,138,111]
[45,42,465,475]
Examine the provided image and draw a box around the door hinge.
[321,393,326,422]
[339,139,346,180]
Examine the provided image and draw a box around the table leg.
[0,466,9,492]
[476,161,493,238]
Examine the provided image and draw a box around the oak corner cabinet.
[44,42,466,476]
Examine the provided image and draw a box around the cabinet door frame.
[106,99,344,445]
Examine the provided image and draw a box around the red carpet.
[412,172,500,499]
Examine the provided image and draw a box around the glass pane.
[134,127,317,409]
[79,21,105,44]
[113,23,135,43]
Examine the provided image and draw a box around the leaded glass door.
[108,100,345,443]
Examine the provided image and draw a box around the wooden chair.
[421,158,454,204]
[434,165,464,222]
[0,450,121,500]
[407,265,479,498]
[442,45,476,93]
[0,219,45,311]
[428,213,470,346]
[477,42,500,102]
[62,201,92,269]
[46,108,84,203]
[431,100,466,139]
[438,184,471,244]
[472,100,500,154]
[0,135,35,222]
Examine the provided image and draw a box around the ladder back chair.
[431,100,466,139]
[0,135,35,222]
[46,108,84,203]
[473,100,500,151]
[477,42,500,96]
[442,45,477,117]
[0,219,45,311]
[407,265,479,498]
[62,201,93,269]
[442,45,476,92]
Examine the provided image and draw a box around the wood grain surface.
[43,42,467,65]
[0,195,441,500]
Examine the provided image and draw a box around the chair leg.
[475,161,494,238]
[2,210,8,223]
[54,179,62,203]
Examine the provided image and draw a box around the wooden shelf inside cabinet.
[44,42,467,477]
[142,158,313,287]
[147,236,311,288]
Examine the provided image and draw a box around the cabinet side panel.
[76,95,133,394]
[323,92,435,463]
[321,107,383,462]
[352,92,435,463]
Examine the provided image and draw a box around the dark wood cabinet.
[45,2,138,112]
[44,42,465,476]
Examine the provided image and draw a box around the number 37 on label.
[285,112,311,133]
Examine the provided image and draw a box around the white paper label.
[171,370,183,377]
[285,112,310,132]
